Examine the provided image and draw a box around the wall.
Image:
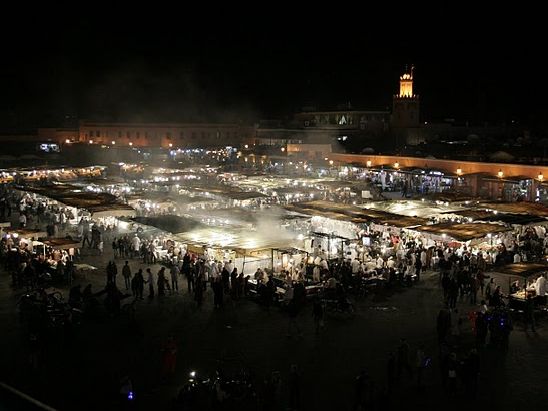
[329,153,547,180]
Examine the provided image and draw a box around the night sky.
[1,5,545,130]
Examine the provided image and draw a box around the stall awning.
[477,213,547,225]
[5,228,47,239]
[131,215,204,234]
[476,201,548,217]
[89,204,136,218]
[492,262,548,278]
[412,222,510,241]
[286,200,427,227]
[43,238,81,249]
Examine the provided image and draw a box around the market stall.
[490,262,548,309]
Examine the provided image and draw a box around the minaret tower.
[392,65,420,128]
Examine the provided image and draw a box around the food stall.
[490,262,548,309]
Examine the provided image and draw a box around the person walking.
[122,261,131,290]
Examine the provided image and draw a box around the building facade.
[37,121,255,148]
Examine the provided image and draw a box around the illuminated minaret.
[399,67,414,97]
[392,65,420,128]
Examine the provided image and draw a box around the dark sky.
[1,5,546,129]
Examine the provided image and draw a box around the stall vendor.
[535,274,547,303]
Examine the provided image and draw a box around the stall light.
[12,233,18,238]
[394,162,400,169]
[456,168,462,176]
[65,139,71,144]
[169,143,173,148]
[538,172,544,182]
[498,169,503,178]
[329,160,334,165]
[89,140,93,144]
[244,144,249,149]
[112,141,116,145]
[129,142,133,146]
[281,147,285,152]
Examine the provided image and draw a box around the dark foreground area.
[0,248,547,411]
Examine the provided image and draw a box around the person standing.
[157,267,169,297]
[122,261,131,290]
[146,268,154,299]
[194,271,204,308]
[387,352,396,395]
[524,294,536,332]
[19,212,27,228]
[446,353,458,397]
[170,263,179,293]
[287,294,303,339]
[312,297,324,335]
[415,345,428,390]
[288,364,301,411]
[397,338,412,380]
[134,269,144,300]
[161,336,178,379]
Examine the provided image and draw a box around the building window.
[118,131,122,138]
[96,130,100,137]
[126,131,131,138]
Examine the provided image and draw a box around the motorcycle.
[174,369,257,410]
